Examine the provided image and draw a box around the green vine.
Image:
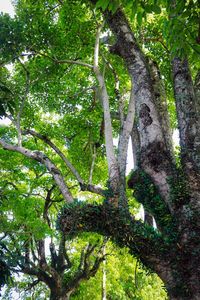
[128,169,174,233]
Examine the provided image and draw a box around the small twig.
[25,279,40,291]
[144,37,169,53]
[33,51,93,69]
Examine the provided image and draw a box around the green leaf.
[96,0,110,11]
[137,11,143,26]
[151,5,161,14]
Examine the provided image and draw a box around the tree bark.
[172,58,200,203]
[102,7,175,213]
[93,25,119,202]
[50,292,70,300]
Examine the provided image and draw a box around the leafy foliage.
[0,0,199,298]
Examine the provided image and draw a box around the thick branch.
[38,240,47,268]
[0,140,73,203]
[149,60,174,159]
[21,266,55,289]
[118,83,135,177]
[57,234,71,271]
[58,202,171,276]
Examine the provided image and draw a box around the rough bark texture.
[58,202,171,276]
[58,200,200,300]
[103,8,175,213]
[149,59,174,160]
[172,58,200,203]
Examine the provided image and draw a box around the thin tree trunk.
[93,25,119,201]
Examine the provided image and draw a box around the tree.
[0,147,107,300]
[0,0,200,299]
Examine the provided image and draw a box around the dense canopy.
[0,0,200,299]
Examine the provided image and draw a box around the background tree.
[0,0,200,299]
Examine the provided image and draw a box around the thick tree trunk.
[166,273,200,300]
[172,57,200,204]
[102,7,175,215]
[50,294,70,300]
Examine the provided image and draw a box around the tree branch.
[43,185,56,227]
[93,24,119,201]
[0,140,73,203]
[58,202,172,278]
[32,51,93,69]
[118,82,135,177]
[89,144,96,184]
[64,240,105,294]
[23,129,105,197]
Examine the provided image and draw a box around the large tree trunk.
[165,269,200,300]
[55,3,200,300]
[50,294,70,300]
[102,7,175,216]
[172,58,200,205]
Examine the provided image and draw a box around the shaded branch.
[25,279,40,292]
[58,234,72,271]
[58,202,171,276]
[37,240,47,268]
[32,51,93,69]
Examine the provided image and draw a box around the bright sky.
[0,0,15,16]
